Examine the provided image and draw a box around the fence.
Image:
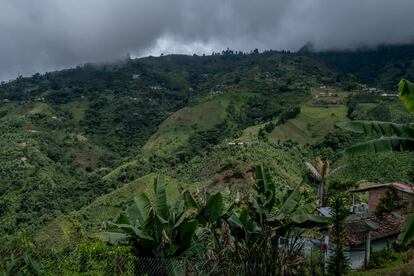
[0,252,275,276]
[0,236,325,275]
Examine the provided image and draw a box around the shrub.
[367,248,399,269]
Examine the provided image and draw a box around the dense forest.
[1,44,414,274]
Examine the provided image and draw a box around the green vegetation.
[327,194,351,275]
[143,96,229,156]
[2,45,414,274]
[269,105,348,144]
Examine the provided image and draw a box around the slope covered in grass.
[143,96,228,156]
[35,139,312,251]
[269,105,348,144]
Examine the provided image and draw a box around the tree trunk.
[318,181,325,207]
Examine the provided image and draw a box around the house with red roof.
[351,182,414,213]
[346,182,414,268]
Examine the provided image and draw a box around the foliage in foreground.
[103,167,329,275]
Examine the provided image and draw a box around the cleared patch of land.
[269,105,348,144]
[143,97,228,155]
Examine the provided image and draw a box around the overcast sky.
[1,0,414,80]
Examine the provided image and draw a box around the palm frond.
[304,162,322,181]
[327,165,344,177]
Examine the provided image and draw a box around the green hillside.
[269,105,348,144]
[143,95,229,156]
[34,174,183,251]
[1,45,414,262]
[34,140,311,251]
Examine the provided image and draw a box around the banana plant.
[305,157,342,207]
[104,175,229,257]
[104,176,199,257]
[337,79,414,156]
[224,165,329,274]
[337,79,414,245]
[228,165,329,240]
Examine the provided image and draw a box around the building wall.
[368,187,414,213]
[348,237,395,269]
[368,187,387,212]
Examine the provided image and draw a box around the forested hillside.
[1,45,414,254]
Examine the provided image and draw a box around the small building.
[381,93,398,97]
[344,182,414,268]
[346,213,404,268]
[365,87,385,94]
[351,182,414,212]
[318,92,338,97]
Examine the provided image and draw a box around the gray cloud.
[1,0,414,80]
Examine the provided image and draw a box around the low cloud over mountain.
[1,0,414,79]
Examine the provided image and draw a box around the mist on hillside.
[1,0,414,80]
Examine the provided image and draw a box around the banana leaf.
[174,219,199,253]
[276,183,302,219]
[154,175,169,221]
[197,192,224,224]
[343,137,414,156]
[108,223,154,246]
[399,79,414,115]
[398,213,414,245]
[183,190,199,209]
[337,121,414,137]
[127,193,152,227]
[290,210,329,225]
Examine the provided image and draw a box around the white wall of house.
[347,236,396,269]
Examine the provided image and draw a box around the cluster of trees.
[258,106,301,141]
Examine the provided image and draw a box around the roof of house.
[347,219,379,233]
[318,207,332,217]
[350,182,414,195]
[347,213,405,246]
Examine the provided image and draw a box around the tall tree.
[327,194,350,276]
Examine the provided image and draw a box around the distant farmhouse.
[361,85,398,97]
[318,92,338,97]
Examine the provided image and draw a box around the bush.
[367,248,399,269]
